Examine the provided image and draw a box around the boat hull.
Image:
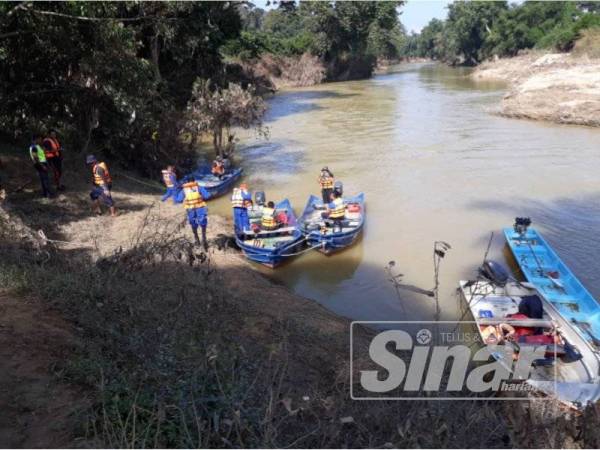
[235,198,304,268]
[459,279,600,408]
[503,226,600,354]
[196,167,243,198]
[299,193,365,255]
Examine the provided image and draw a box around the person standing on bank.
[29,133,52,198]
[42,129,64,191]
[182,177,211,249]
[318,166,334,204]
[86,155,116,217]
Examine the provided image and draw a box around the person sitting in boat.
[481,323,516,345]
[318,167,334,204]
[518,295,544,319]
[321,190,346,232]
[231,183,252,234]
[211,157,225,179]
[261,201,278,231]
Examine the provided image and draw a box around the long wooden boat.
[459,264,600,408]
[235,199,304,268]
[503,222,600,357]
[298,193,365,255]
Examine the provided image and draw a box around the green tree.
[185,80,267,157]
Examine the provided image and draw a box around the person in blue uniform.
[182,177,211,249]
[231,183,252,234]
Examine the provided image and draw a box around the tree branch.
[21,6,155,22]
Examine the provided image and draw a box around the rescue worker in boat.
[211,156,225,179]
[30,133,52,198]
[231,183,252,234]
[261,201,278,231]
[86,155,116,217]
[182,176,211,249]
[321,190,346,232]
[481,323,516,345]
[318,166,334,204]
[42,129,65,191]
[161,165,179,203]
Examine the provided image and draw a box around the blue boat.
[235,199,304,268]
[504,220,600,355]
[183,165,243,198]
[298,193,365,255]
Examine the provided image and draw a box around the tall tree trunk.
[151,29,161,83]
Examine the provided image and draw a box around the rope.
[114,171,164,191]
[280,242,323,257]
[37,229,94,247]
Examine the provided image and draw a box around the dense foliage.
[225,1,405,79]
[402,1,600,65]
[0,1,409,170]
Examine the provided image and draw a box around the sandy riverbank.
[472,51,600,127]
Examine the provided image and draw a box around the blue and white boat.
[298,193,365,255]
[235,199,304,268]
[504,219,600,388]
[185,165,243,198]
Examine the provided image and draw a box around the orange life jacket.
[319,174,334,189]
[43,137,61,158]
[161,169,175,188]
[212,161,225,176]
[92,162,112,186]
[182,182,206,210]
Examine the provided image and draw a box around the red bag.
[276,212,288,226]
[347,203,361,213]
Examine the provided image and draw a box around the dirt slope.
[472,52,600,127]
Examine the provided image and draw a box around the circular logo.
[416,328,432,345]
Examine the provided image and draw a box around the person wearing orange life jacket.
[30,133,53,198]
[261,201,278,231]
[160,165,179,203]
[321,190,346,232]
[231,183,252,234]
[182,177,211,248]
[86,155,116,217]
[211,157,225,179]
[318,166,334,204]
[42,129,64,191]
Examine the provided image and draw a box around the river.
[209,62,600,324]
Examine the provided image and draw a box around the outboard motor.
[255,191,266,206]
[514,217,532,235]
[479,260,509,286]
[333,181,343,197]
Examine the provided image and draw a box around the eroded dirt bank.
[472,51,600,127]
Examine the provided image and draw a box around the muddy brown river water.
[209,62,600,324]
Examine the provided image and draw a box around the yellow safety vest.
[329,198,346,219]
[231,188,244,208]
[161,169,175,187]
[319,175,334,189]
[29,144,46,164]
[261,207,276,229]
[93,162,112,186]
[182,182,206,210]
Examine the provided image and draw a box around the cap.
[86,155,97,164]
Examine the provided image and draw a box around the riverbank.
[472,51,600,127]
[1,149,600,447]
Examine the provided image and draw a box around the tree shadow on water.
[265,90,358,123]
